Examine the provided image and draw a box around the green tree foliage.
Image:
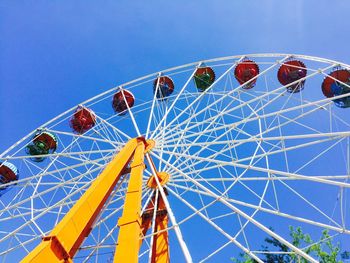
[232,227,348,263]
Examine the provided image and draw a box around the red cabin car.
[153,76,174,99]
[277,60,307,93]
[70,106,96,134]
[0,162,19,196]
[112,89,135,115]
[322,69,350,108]
[234,60,259,89]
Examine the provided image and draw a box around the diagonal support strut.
[21,138,153,263]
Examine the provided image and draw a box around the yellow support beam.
[151,196,170,263]
[114,140,145,263]
[141,166,170,263]
[140,193,170,263]
[21,138,143,263]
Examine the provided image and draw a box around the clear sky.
[1,1,350,261]
[1,0,350,153]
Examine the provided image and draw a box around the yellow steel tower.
[21,137,170,263]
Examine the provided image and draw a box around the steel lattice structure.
[0,54,350,262]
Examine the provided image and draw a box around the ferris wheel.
[1,54,350,262]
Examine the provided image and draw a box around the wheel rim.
[1,54,350,262]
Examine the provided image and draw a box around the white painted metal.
[2,54,350,262]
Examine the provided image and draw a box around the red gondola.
[0,162,19,195]
[322,69,350,108]
[234,59,259,89]
[112,89,135,115]
[194,66,216,91]
[26,130,58,162]
[277,60,307,93]
[70,106,96,134]
[153,76,174,99]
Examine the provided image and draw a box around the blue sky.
[1,1,350,261]
[1,1,350,153]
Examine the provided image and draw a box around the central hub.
[147,171,169,189]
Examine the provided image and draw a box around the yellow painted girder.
[114,141,145,263]
[21,138,141,263]
[151,196,170,263]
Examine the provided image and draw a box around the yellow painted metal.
[145,139,156,153]
[114,141,145,263]
[21,138,140,263]
[145,155,170,262]
[151,196,170,263]
[147,172,169,189]
[140,193,170,263]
